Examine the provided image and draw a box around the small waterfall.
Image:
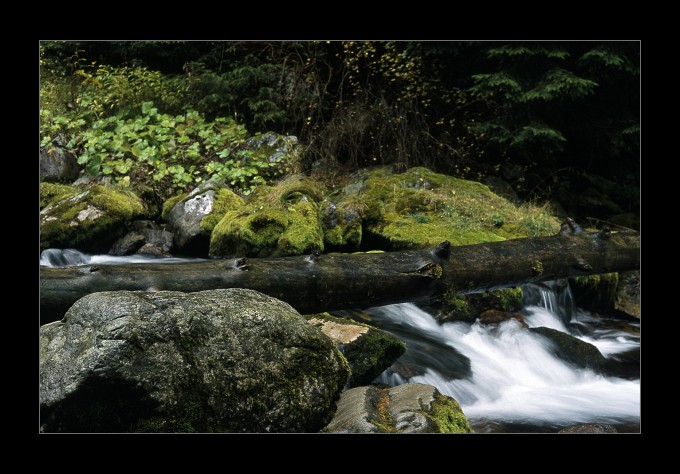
[368,280,640,432]
[40,248,91,267]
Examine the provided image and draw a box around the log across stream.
[40,223,640,323]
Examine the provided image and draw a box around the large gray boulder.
[40,289,349,433]
[40,147,80,183]
[324,383,472,433]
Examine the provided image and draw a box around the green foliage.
[40,101,288,199]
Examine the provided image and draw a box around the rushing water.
[368,282,640,433]
[39,248,205,268]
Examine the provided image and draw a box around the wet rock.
[478,309,529,329]
[40,288,349,432]
[324,383,472,433]
[530,327,608,372]
[305,313,406,387]
[558,423,618,433]
[109,232,146,256]
[568,273,619,313]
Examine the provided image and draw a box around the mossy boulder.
[40,183,148,252]
[305,313,406,387]
[321,200,363,251]
[40,288,349,433]
[356,167,560,250]
[324,383,472,433]
[530,327,608,372]
[163,181,244,256]
[210,177,325,258]
[430,287,525,324]
[568,273,619,313]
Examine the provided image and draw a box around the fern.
[470,72,523,102]
[523,68,598,102]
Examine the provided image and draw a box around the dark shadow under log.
[40,225,640,324]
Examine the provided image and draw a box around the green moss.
[209,179,325,258]
[439,287,524,323]
[40,184,148,252]
[423,392,473,433]
[357,166,560,250]
[199,188,244,233]
[161,192,188,221]
[568,273,619,312]
[40,182,74,210]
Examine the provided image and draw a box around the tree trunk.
[40,224,640,323]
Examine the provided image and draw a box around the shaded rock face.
[164,182,244,256]
[40,289,349,433]
[558,423,618,434]
[615,270,640,319]
[109,221,174,256]
[306,313,406,388]
[569,273,619,313]
[40,184,148,252]
[40,147,80,183]
[324,383,472,433]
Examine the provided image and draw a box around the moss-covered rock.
[322,200,363,251]
[210,177,325,258]
[356,167,560,250]
[432,287,525,323]
[163,181,244,256]
[324,383,472,433]
[568,273,619,313]
[530,327,608,372]
[305,313,406,387]
[40,182,74,210]
[40,288,349,433]
[40,183,148,252]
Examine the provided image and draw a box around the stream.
[40,248,640,433]
[365,281,641,433]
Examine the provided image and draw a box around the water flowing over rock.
[40,183,148,252]
[305,313,406,388]
[40,147,80,183]
[40,288,349,432]
[324,383,472,433]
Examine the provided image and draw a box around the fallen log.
[39,221,640,323]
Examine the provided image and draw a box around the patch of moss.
[438,287,524,323]
[40,184,148,252]
[209,179,325,258]
[423,392,473,433]
[40,182,73,210]
[568,273,619,312]
[199,188,244,233]
[356,166,560,250]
